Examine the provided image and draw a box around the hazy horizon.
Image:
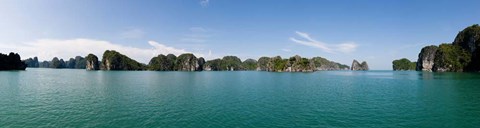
[1,0,479,70]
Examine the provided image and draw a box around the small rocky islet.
[392,24,480,72]
[6,50,370,72]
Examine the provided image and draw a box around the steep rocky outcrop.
[453,24,480,71]
[197,57,205,71]
[351,60,369,70]
[256,57,270,71]
[414,24,480,72]
[203,58,222,71]
[85,54,100,70]
[416,45,438,71]
[267,56,287,72]
[0,52,27,70]
[174,53,198,71]
[24,57,39,68]
[101,50,146,70]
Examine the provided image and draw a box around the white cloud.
[0,39,205,63]
[280,49,291,52]
[120,28,145,39]
[290,31,357,54]
[200,0,210,7]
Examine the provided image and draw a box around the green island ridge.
[11,50,361,72]
[392,24,480,72]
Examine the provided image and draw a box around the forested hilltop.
[393,24,480,72]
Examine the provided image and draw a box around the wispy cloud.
[280,49,291,52]
[290,31,357,54]
[200,0,209,7]
[0,39,206,63]
[180,27,211,43]
[120,28,145,39]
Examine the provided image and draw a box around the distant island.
[10,50,368,72]
[393,24,480,72]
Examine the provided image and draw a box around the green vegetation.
[433,44,471,72]
[148,54,172,71]
[270,56,287,72]
[242,59,257,70]
[102,50,146,70]
[221,56,243,71]
[392,58,416,70]
[0,52,26,70]
[204,59,222,71]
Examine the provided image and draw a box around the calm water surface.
[1,68,480,127]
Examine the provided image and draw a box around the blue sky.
[0,0,479,69]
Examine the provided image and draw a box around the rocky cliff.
[416,45,438,71]
[452,24,480,71]
[414,24,480,72]
[351,60,369,70]
[174,53,199,71]
[85,54,100,70]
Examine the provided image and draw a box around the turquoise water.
[1,68,480,127]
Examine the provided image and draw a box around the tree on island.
[392,58,416,70]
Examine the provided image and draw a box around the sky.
[0,0,479,70]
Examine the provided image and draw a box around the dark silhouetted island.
[0,52,27,70]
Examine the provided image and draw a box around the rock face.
[24,57,39,68]
[311,57,349,70]
[351,60,369,70]
[0,52,27,70]
[416,45,438,71]
[175,53,198,71]
[197,57,205,71]
[101,50,145,70]
[256,57,270,71]
[432,44,471,72]
[284,55,314,72]
[85,54,100,70]
[452,24,480,71]
[248,55,349,72]
[414,24,480,72]
[203,59,222,71]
